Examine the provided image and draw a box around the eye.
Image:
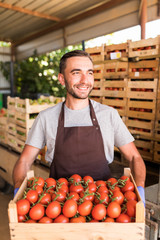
[73,71,80,75]
[89,71,93,75]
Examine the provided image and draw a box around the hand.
[14,188,19,197]
[137,186,145,206]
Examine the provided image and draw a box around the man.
[13,50,146,203]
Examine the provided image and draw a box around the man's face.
[59,56,94,99]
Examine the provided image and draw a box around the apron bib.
[50,101,111,180]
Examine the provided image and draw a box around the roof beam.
[0,2,61,22]
[12,0,129,47]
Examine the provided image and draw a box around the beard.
[64,77,93,99]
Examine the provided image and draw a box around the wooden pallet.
[129,60,159,79]
[85,45,105,62]
[0,129,7,145]
[8,168,145,240]
[15,111,36,129]
[128,36,160,58]
[7,123,16,136]
[7,96,19,111]
[154,141,160,163]
[102,97,127,117]
[93,64,104,80]
[103,61,128,79]
[7,109,16,123]
[105,42,128,60]
[134,137,154,162]
[126,99,156,120]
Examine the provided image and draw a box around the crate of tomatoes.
[8,168,145,240]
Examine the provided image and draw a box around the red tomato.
[116,213,131,223]
[28,177,45,188]
[126,200,137,217]
[96,180,106,187]
[78,200,93,216]
[53,214,69,223]
[70,216,86,223]
[46,201,61,219]
[68,191,80,202]
[26,189,38,203]
[38,216,53,223]
[69,174,82,184]
[29,203,45,220]
[97,186,109,194]
[17,199,30,216]
[52,190,66,202]
[62,199,78,218]
[18,215,26,222]
[45,178,56,190]
[121,181,134,193]
[119,175,130,183]
[79,191,95,202]
[39,192,51,205]
[83,176,94,184]
[94,192,109,205]
[57,178,69,186]
[69,184,83,193]
[104,217,115,222]
[58,183,69,193]
[91,204,107,220]
[25,219,36,223]
[86,182,97,193]
[107,202,121,219]
[124,191,137,201]
[106,178,118,186]
[111,190,124,205]
[34,185,43,195]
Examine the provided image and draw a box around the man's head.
[59,50,93,74]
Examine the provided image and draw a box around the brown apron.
[50,100,111,180]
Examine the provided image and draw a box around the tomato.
[70,216,86,223]
[111,190,124,205]
[79,191,95,202]
[69,174,82,184]
[53,214,69,223]
[94,192,109,205]
[126,200,137,217]
[26,189,38,203]
[86,182,97,192]
[69,184,83,193]
[91,204,107,220]
[52,190,66,202]
[116,213,131,223]
[121,181,134,193]
[39,192,51,205]
[83,176,94,184]
[45,178,56,190]
[68,191,80,202]
[35,177,45,188]
[104,217,115,222]
[17,199,30,216]
[25,219,37,223]
[107,202,121,219]
[46,201,61,219]
[29,203,45,220]
[18,215,26,222]
[38,216,53,223]
[106,178,118,186]
[62,199,78,218]
[119,176,130,183]
[34,185,43,195]
[124,191,137,201]
[28,177,45,188]
[57,178,69,186]
[58,183,69,193]
[78,200,93,216]
[97,186,109,194]
[96,180,106,187]
[109,185,120,193]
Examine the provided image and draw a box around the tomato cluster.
[16,174,138,223]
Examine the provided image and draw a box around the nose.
[80,73,88,83]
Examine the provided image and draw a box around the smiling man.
[13,50,146,204]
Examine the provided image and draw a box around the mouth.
[76,84,90,91]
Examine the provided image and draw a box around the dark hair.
[59,50,93,74]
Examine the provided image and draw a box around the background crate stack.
[86,45,105,63]
[105,42,129,60]
[0,108,8,145]
[89,63,104,103]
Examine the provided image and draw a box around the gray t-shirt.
[26,100,134,164]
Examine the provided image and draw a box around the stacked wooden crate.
[0,108,8,145]
[127,37,160,162]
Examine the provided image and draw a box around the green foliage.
[0,44,82,98]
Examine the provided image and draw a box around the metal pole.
[140,0,147,39]
[82,40,85,51]
[10,46,15,97]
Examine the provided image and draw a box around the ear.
[58,73,65,86]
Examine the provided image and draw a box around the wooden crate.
[105,42,128,60]
[15,111,36,129]
[7,133,17,150]
[127,78,158,100]
[7,109,16,123]
[134,138,154,162]
[157,78,160,99]
[7,123,16,136]
[154,141,160,163]
[15,137,25,153]
[128,36,160,58]
[85,45,105,62]
[0,129,7,144]
[103,61,128,79]
[155,120,160,140]
[129,60,159,79]
[126,117,155,138]
[126,99,156,120]
[102,97,127,117]
[16,125,28,142]
[7,96,18,111]
[8,168,145,240]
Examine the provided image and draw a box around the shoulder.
[90,99,118,115]
[38,102,63,119]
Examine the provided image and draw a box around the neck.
[65,95,89,110]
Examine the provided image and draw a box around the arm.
[118,142,146,187]
[12,144,40,189]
